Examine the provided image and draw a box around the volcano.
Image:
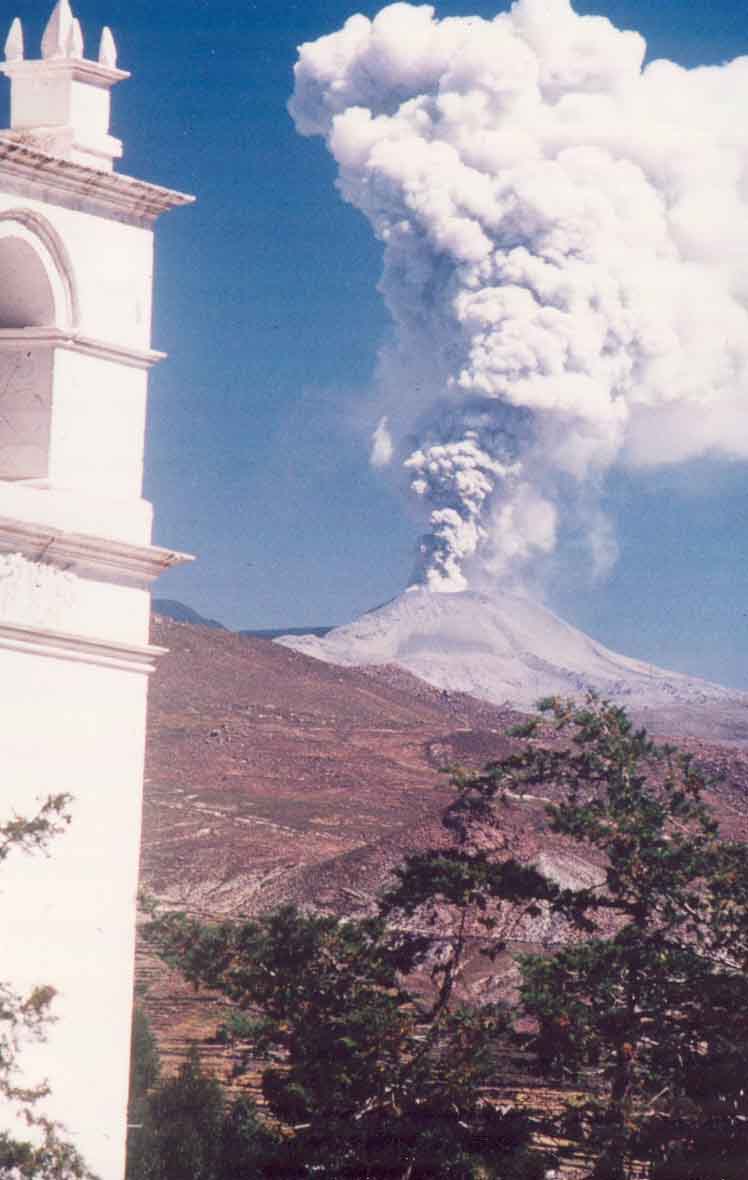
[276,589,748,743]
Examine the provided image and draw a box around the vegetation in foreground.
[138,697,748,1179]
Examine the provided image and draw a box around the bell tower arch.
[0,211,78,479]
[0,209,77,328]
[0,4,195,1177]
[0,233,57,327]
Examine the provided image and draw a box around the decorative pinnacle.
[68,16,84,58]
[4,17,24,62]
[98,26,117,69]
[41,0,75,60]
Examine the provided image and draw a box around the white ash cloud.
[289,0,748,593]
[370,415,395,466]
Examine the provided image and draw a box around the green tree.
[217,1095,279,1179]
[389,696,748,1179]
[125,1011,276,1180]
[134,1045,225,1180]
[125,1007,161,1180]
[129,1007,161,1105]
[146,695,748,1179]
[145,904,545,1179]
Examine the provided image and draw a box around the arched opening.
[0,237,56,328]
[0,228,63,481]
[0,215,78,482]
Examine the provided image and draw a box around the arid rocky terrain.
[138,614,748,1080]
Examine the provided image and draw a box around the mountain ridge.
[152,597,333,640]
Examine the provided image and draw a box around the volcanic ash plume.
[289,0,748,592]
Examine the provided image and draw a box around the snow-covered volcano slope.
[276,590,748,743]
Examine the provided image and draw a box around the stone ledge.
[0,135,195,222]
[0,326,166,369]
[0,515,193,586]
[0,618,166,673]
[1,57,131,88]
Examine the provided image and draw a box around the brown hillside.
[138,616,748,1077]
[139,616,526,1072]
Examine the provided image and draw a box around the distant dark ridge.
[241,626,333,640]
[152,599,226,629]
[152,600,334,639]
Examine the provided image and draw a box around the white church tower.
[0,3,193,1176]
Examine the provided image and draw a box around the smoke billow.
[289,0,748,593]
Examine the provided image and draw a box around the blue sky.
[3,0,747,688]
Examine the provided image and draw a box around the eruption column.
[290,0,748,592]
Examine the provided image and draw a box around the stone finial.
[98,26,117,69]
[2,0,130,172]
[41,0,75,60]
[67,16,84,59]
[4,17,24,62]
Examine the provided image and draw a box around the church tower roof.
[0,2,194,222]
[1,0,131,172]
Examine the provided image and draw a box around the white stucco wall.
[0,173,178,1180]
[0,556,152,644]
[49,349,149,499]
[1,642,150,1180]
[0,23,194,1177]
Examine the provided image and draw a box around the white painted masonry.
[0,3,194,1176]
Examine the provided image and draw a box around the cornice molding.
[0,57,131,88]
[0,326,166,369]
[0,618,165,674]
[0,516,193,586]
[0,136,195,223]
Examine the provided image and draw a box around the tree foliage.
[217,1095,278,1180]
[389,696,748,1179]
[145,695,748,1180]
[126,1032,277,1180]
[133,1045,225,1180]
[125,1007,161,1180]
[144,904,543,1179]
